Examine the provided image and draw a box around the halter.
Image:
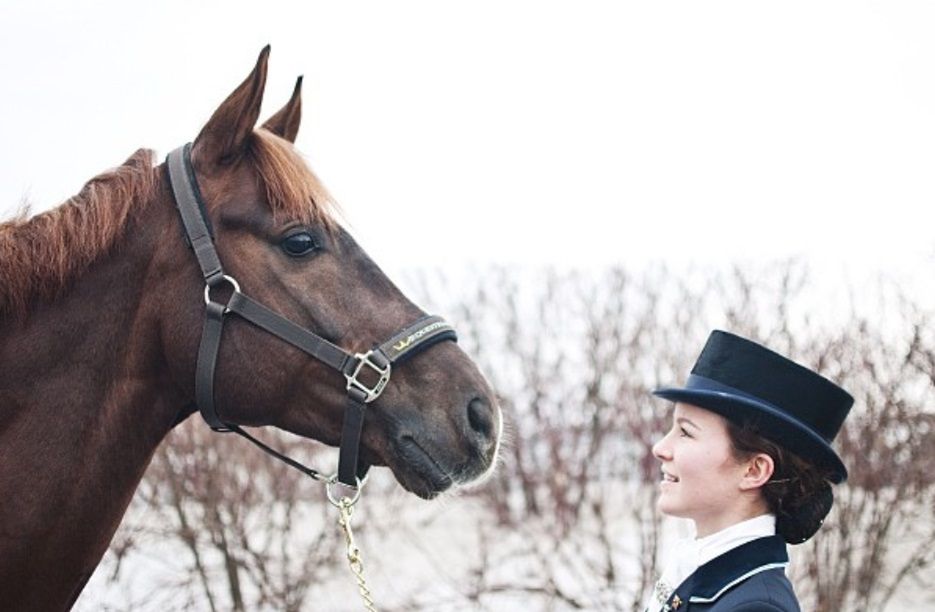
[166,143,457,486]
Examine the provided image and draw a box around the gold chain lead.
[337,498,377,612]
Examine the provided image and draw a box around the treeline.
[81,262,935,612]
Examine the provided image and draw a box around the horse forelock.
[247,128,338,232]
[0,149,157,318]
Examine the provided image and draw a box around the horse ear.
[193,45,270,165]
[262,76,302,143]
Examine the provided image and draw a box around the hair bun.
[777,480,833,544]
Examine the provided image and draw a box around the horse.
[0,46,502,611]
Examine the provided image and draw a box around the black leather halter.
[166,143,457,486]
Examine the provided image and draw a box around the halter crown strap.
[165,143,457,486]
[167,143,222,284]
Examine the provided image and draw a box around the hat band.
[685,373,777,404]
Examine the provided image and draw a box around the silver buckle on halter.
[203,274,241,313]
[345,350,391,403]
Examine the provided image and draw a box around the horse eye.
[280,231,320,257]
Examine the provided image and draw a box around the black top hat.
[653,330,853,483]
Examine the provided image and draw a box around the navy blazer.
[663,535,800,611]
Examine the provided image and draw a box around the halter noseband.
[166,143,457,486]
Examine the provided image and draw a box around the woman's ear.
[739,453,774,490]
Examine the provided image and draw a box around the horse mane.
[1,132,337,319]
[248,128,338,231]
[0,149,158,318]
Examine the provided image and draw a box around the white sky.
[1,1,933,305]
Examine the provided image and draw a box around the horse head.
[155,47,501,498]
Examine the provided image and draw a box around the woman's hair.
[726,421,835,544]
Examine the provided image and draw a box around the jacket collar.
[668,535,789,607]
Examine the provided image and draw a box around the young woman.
[644,330,853,612]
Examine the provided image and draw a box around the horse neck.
[0,182,186,609]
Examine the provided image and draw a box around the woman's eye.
[281,232,319,257]
[679,427,691,438]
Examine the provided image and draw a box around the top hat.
[653,330,853,483]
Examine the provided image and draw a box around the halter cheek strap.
[166,143,457,486]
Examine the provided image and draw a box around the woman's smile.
[652,403,754,536]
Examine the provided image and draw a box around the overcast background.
[1,1,933,307]
[3,4,934,609]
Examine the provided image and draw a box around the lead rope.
[337,500,377,611]
[231,429,379,611]
[327,477,378,612]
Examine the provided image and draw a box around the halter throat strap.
[165,143,457,486]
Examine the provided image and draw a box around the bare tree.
[95,423,346,611]
[85,261,934,611]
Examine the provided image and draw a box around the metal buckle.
[204,274,241,313]
[344,350,391,403]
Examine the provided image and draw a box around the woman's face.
[652,403,753,536]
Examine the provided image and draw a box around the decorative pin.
[671,594,682,609]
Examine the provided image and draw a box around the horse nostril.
[467,397,494,440]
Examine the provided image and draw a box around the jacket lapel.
[665,535,789,609]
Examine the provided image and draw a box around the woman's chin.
[655,493,688,518]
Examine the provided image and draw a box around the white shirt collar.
[644,514,776,612]
[696,513,776,567]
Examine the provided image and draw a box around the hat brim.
[653,387,847,483]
